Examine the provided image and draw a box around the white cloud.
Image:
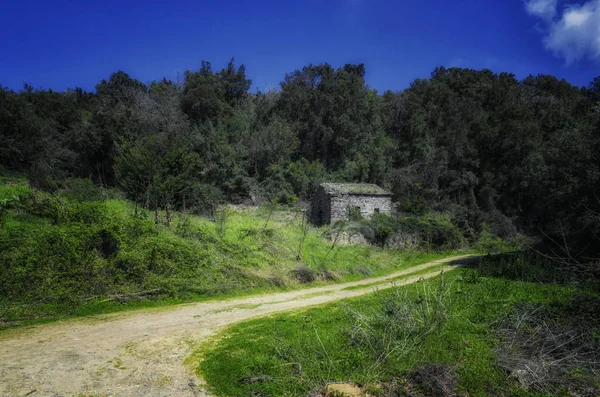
[544,1,600,64]
[525,0,600,64]
[524,0,558,21]
[563,7,592,27]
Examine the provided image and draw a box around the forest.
[2,60,600,397]
[1,60,599,252]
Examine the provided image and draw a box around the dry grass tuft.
[494,303,600,395]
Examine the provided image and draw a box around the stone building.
[311,183,393,226]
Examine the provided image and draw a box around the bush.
[494,302,600,394]
[274,192,298,206]
[404,214,464,250]
[408,365,458,397]
[346,276,453,372]
[58,178,104,202]
[348,206,363,222]
[293,264,316,283]
[475,251,599,286]
[374,225,392,247]
[188,183,224,216]
[482,210,517,239]
[361,213,464,251]
[397,195,430,216]
[385,231,421,251]
[0,186,28,226]
[476,225,506,254]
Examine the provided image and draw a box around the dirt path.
[0,255,475,397]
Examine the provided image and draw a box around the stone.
[311,183,392,226]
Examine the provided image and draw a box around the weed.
[407,364,458,397]
[197,269,589,397]
[494,302,600,394]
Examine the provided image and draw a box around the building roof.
[319,183,392,196]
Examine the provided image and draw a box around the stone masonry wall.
[330,195,392,223]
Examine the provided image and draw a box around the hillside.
[1,65,599,260]
[0,176,467,326]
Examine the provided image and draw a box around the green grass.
[196,267,593,397]
[0,181,471,328]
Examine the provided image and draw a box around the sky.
[0,0,598,93]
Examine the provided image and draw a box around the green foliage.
[242,116,298,179]
[197,266,591,397]
[187,183,224,215]
[253,159,328,204]
[397,195,430,216]
[0,183,463,325]
[347,205,363,222]
[283,159,327,199]
[362,213,465,251]
[113,142,156,204]
[474,224,522,254]
[374,224,393,246]
[474,252,589,286]
[277,63,390,180]
[58,178,105,202]
[181,59,251,124]
[273,191,298,206]
[2,64,599,252]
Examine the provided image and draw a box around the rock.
[324,383,363,397]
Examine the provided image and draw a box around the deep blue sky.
[0,0,598,93]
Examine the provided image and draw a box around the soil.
[0,255,474,397]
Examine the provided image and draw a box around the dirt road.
[0,255,474,397]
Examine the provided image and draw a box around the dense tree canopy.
[1,62,598,252]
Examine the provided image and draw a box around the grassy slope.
[0,179,468,327]
[197,268,593,397]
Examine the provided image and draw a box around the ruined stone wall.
[330,195,392,223]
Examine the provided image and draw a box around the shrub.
[274,192,298,206]
[188,183,224,216]
[347,206,363,222]
[58,178,104,202]
[494,302,600,394]
[408,364,458,397]
[397,195,430,216]
[318,267,338,281]
[293,264,316,283]
[346,276,454,372]
[385,231,421,251]
[400,214,464,250]
[0,170,28,186]
[374,225,393,247]
[476,225,506,254]
[482,210,517,239]
[280,159,326,200]
[0,188,25,226]
[15,194,62,223]
[361,213,464,251]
